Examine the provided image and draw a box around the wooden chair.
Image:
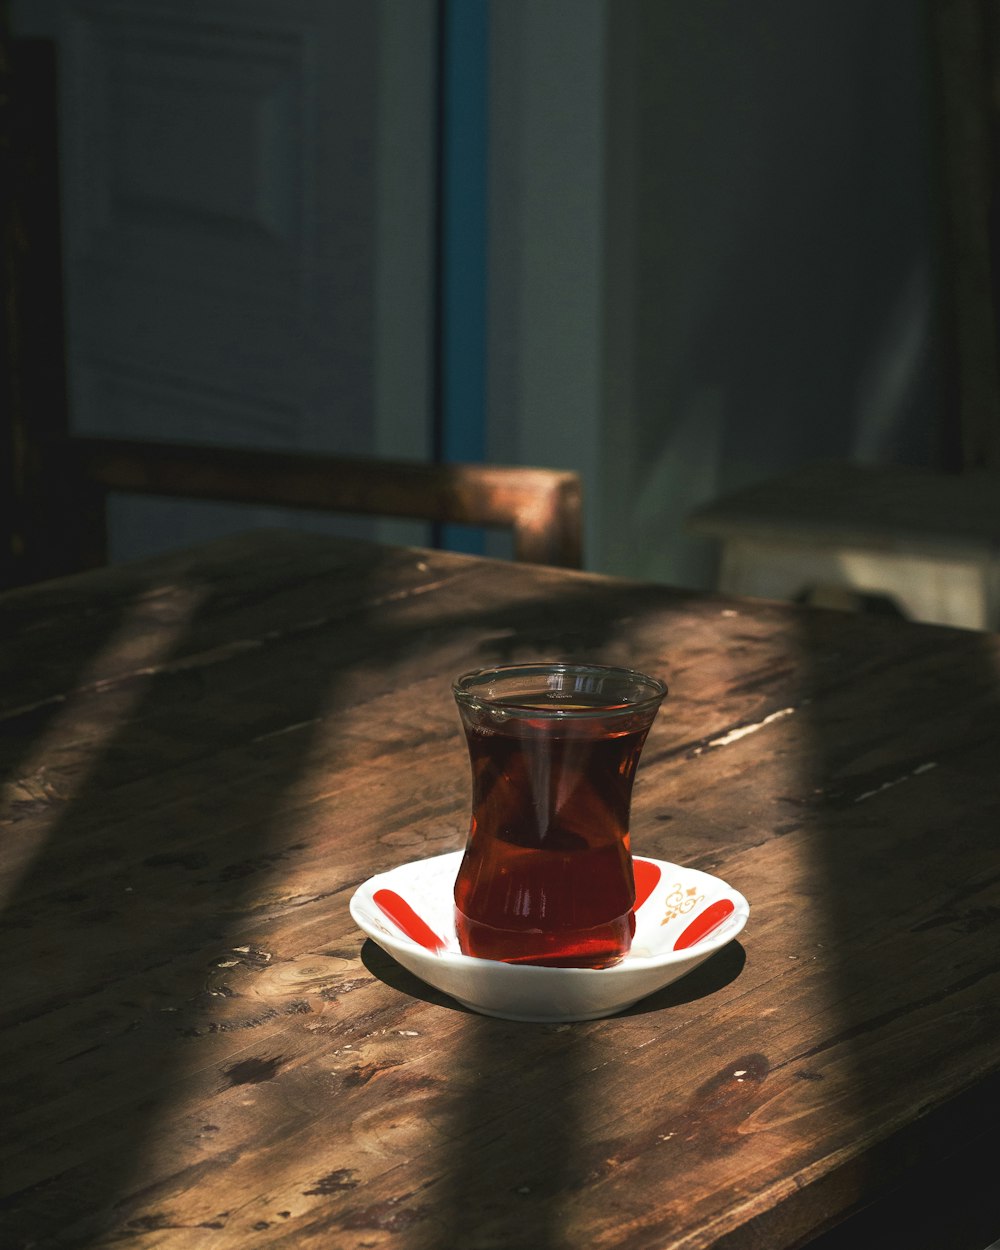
[686,0,1000,630]
[37,435,584,577]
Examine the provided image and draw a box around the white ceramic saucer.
[350,850,749,1023]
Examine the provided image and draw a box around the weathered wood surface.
[1,531,999,1250]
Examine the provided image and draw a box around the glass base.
[454,906,636,969]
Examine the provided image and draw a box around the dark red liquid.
[454,700,653,968]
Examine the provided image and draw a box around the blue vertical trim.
[437,0,489,554]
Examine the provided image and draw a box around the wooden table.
[2,531,998,1250]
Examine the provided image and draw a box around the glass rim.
[452,661,668,719]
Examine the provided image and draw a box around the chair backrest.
[21,435,582,584]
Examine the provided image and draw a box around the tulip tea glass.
[452,663,667,968]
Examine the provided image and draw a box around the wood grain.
[1,531,998,1249]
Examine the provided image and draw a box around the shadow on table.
[787,604,1000,1250]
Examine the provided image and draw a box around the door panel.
[26,0,436,559]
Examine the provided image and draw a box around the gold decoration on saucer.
[660,882,704,926]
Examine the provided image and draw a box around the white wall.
[488,0,939,587]
[487,0,607,568]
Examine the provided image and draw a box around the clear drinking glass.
[452,662,667,968]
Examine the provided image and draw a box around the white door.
[13,0,437,560]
